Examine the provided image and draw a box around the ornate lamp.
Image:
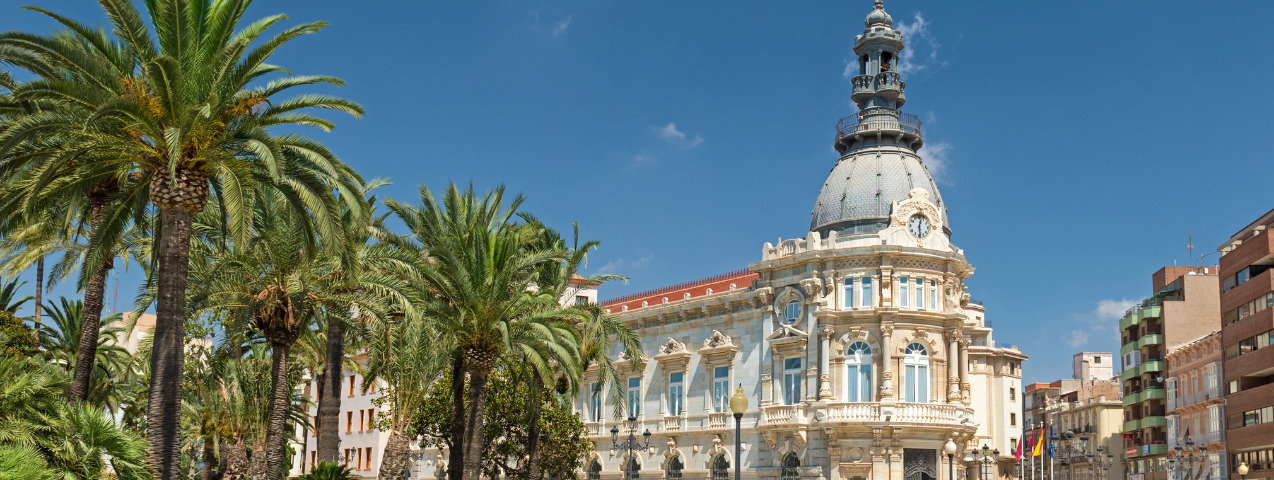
[730,386,748,480]
[944,439,958,480]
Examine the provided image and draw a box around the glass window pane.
[862,278,873,307]
[844,278,854,308]
[900,276,909,308]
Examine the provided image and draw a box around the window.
[589,382,602,422]
[929,280,938,310]
[626,458,641,480]
[861,277,873,308]
[1095,356,1102,364]
[343,448,351,466]
[711,456,729,480]
[587,461,602,480]
[668,372,684,415]
[843,278,854,309]
[349,375,356,397]
[575,295,589,306]
[359,409,365,432]
[627,377,642,418]
[346,411,353,433]
[1009,388,1016,401]
[903,343,930,403]
[784,301,801,324]
[1011,413,1016,426]
[845,342,873,402]
[713,366,731,413]
[899,277,909,308]
[666,455,684,480]
[356,448,362,470]
[914,277,924,310]
[783,357,803,405]
[364,447,372,470]
[781,453,800,480]
[367,409,375,430]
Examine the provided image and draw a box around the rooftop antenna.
[1187,228,1194,266]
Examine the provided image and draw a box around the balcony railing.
[1167,385,1223,411]
[585,421,604,437]
[708,412,730,429]
[827,402,880,422]
[662,416,683,432]
[760,404,808,426]
[834,108,922,142]
[821,402,968,426]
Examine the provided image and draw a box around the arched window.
[587,460,602,480]
[781,453,800,480]
[710,456,730,480]
[666,456,683,480]
[903,343,930,403]
[845,342,873,402]
[626,458,641,480]
[784,300,801,324]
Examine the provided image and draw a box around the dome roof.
[810,148,947,235]
[864,0,893,27]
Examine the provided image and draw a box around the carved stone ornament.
[707,435,731,465]
[661,439,683,469]
[654,338,693,373]
[699,330,739,365]
[889,189,944,232]
[756,287,775,307]
[800,278,823,302]
[659,338,688,355]
[767,324,809,359]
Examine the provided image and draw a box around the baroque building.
[578,3,1026,480]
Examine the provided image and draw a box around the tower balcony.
[850,72,907,106]
[834,107,923,152]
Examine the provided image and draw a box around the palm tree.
[363,313,443,480]
[0,2,364,476]
[516,219,641,480]
[386,183,576,480]
[0,279,33,314]
[36,297,135,410]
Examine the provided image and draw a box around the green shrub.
[298,461,355,480]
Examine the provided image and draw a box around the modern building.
[1119,266,1220,480]
[1164,332,1225,480]
[1217,209,1274,480]
[561,3,1028,480]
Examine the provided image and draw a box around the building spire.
[833,0,922,154]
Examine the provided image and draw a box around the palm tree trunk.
[265,340,295,480]
[33,257,43,339]
[201,439,215,480]
[224,442,249,480]
[377,425,412,480]
[248,441,267,480]
[146,206,196,479]
[69,196,115,403]
[525,371,545,480]
[447,354,465,480]
[461,349,497,480]
[316,316,344,462]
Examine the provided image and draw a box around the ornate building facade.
[576,3,1026,480]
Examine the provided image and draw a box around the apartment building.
[1165,332,1225,480]
[1218,209,1274,480]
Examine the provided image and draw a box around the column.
[947,329,960,404]
[959,337,971,404]
[880,323,894,400]
[820,326,834,400]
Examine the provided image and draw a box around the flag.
[1015,437,1023,462]
[1032,427,1044,457]
[1048,424,1054,458]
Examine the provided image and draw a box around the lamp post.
[611,416,652,480]
[1173,434,1206,480]
[1237,462,1248,480]
[730,386,748,480]
[945,439,958,480]
[980,445,1000,480]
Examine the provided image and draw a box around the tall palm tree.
[0,2,365,476]
[386,183,576,480]
[363,313,443,480]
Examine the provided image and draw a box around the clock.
[908,214,931,238]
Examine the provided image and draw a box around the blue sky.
[5,1,1274,383]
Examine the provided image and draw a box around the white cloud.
[1067,330,1090,349]
[894,12,944,76]
[626,153,658,171]
[595,254,655,276]
[1093,298,1137,322]
[551,15,572,38]
[655,122,704,149]
[921,141,951,183]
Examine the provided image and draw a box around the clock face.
[908,214,931,238]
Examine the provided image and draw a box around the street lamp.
[979,445,1000,480]
[945,439,958,480]
[1238,462,1248,480]
[730,386,749,480]
[611,416,651,480]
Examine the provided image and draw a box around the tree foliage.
[414,368,591,480]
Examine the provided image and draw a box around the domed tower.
[810,0,948,239]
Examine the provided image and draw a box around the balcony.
[834,107,922,145]
[1122,334,1164,356]
[1128,443,1169,457]
[826,402,880,422]
[760,404,809,427]
[1124,387,1166,406]
[708,412,730,429]
[662,416,683,432]
[849,72,907,104]
[821,402,971,427]
[1124,416,1167,432]
[1121,305,1163,331]
[1121,360,1165,382]
[585,421,605,437]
